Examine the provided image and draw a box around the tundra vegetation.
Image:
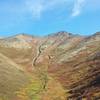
[0,32,100,99]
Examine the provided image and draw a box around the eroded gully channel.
[32,39,49,91]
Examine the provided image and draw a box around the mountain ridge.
[0,31,100,39]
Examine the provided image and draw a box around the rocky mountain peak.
[48,31,73,38]
[94,32,100,36]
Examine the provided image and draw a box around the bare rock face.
[0,32,100,99]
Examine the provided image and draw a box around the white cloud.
[25,0,44,19]
[71,0,85,17]
[0,0,71,20]
[25,0,87,19]
[2,0,99,20]
[25,0,70,19]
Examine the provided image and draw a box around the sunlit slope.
[0,32,100,99]
[48,32,100,99]
[0,53,30,100]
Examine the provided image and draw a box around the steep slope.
[0,34,39,72]
[31,32,85,68]
[0,32,100,99]
[48,32,100,99]
[29,31,100,99]
[0,33,66,100]
[0,53,31,100]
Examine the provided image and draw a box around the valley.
[0,32,100,100]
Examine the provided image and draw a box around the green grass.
[16,78,43,100]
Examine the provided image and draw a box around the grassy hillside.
[0,32,100,99]
[0,53,31,100]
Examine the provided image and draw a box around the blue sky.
[0,0,100,37]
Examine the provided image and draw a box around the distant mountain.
[0,34,34,49]
[0,31,100,100]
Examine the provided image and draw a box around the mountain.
[0,32,100,100]
[0,33,34,49]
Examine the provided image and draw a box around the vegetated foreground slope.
[0,53,31,100]
[0,32,100,100]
